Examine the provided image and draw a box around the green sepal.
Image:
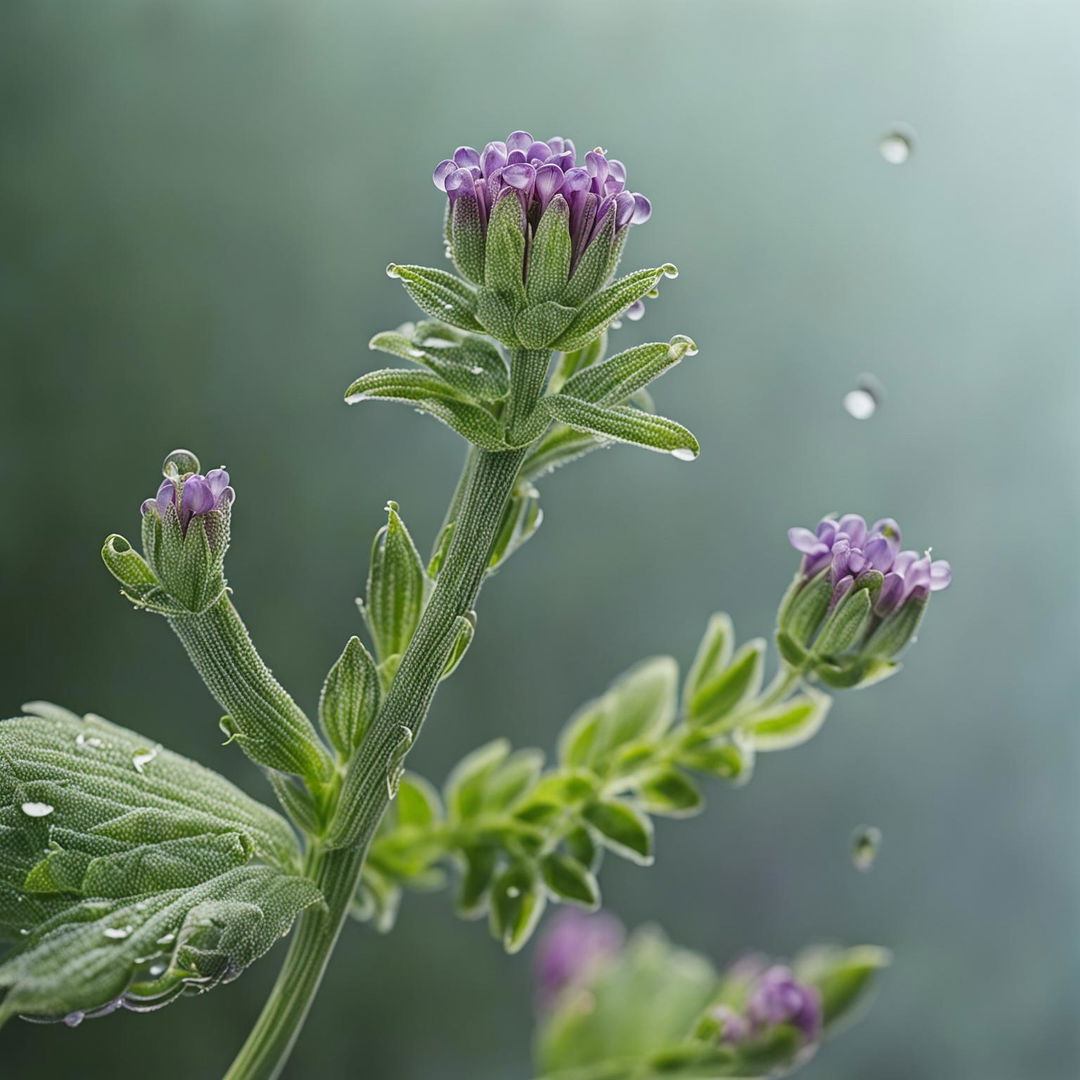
[344,368,505,450]
[449,192,486,284]
[686,639,765,726]
[814,588,872,657]
[101,534,157,589]
[560,336,698,406]
[475,287,520,345]
[540,852,600,910]
[483,189,528,308]
[552,264,678,353]
[863,591,929,659]
[582,799,654,865]
[385,263,483,333]
[527,195,572,305]
[515,301,578,349]
[778,570,832,647]
[814,655,901,690]
[542,395,699,459]
[776,629,808,666]
[562,207,616,307]
[365,502,427,665]
[319,635,380,757]
[489,860,546,954]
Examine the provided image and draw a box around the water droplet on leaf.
[670,447,697,461]
[879,130,913,165]
[852,825,882,871]
[21,802,54,818]
[75,732,105,750]
[104,925,133,940]
[63,1011,85,1028]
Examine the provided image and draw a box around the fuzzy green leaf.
[386,263,483,333]
[368,329,508,401]
[687,639,766,726]
[582,799,654,866]
[543,395,699,459]
[540,853,600,910]
[490,860,545,954]
[319,636,380,757]
[749,692,831,752]
[364,503,427,665]
[560,336,698,406]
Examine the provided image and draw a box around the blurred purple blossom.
[534,909,623,1009]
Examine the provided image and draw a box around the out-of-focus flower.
[534,909,624,1008]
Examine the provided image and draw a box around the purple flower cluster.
[142,469,233,532]
[788,514,951,615]
[434,131,651,268]
[714,964,822,1047]
[534,909,624,1008]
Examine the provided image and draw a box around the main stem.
[224,444,529,1080]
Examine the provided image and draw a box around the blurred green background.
[2,0,1078,1076]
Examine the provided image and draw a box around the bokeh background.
[3,0,1079,1077]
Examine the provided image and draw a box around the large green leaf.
[0,705,320,1026]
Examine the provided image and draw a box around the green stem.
[225,444,531,1079]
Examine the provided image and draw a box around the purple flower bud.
[155,479,176,517]
[434,132,652,276]
[712,1005,750,1045]
[142,463,233,533]
[534,909,623,1008]
[746,966,822,1043]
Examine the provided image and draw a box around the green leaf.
[540,853,600,909]
[368,328,508,401]
[778,569,831,646]
[489,860,546,954]
[749,691,831,752]
[440,613,476,680]
[520,424,603,481]
[543,395,699,460]
[351,863,402,934]
[385,263,483,333]
[560,336,697,406]
[638,768,704,818]
[683,613,735,713]
[552,265,679,352]
[592,657,679,767]
[443,738,511,821]
[687,639,765,726]
[563,825,601,873]
[0,707,318,1025]
[582,800,654,865]
[319,636,380,757]
[485,749,545,811]
[394,773,443,829]
[344,368,505,450]
[365,502,426,665]
[488,483,543,571]
[557,699,604,769]
[515,301,578,349]
[449,193,486,284]
[455,845,499,919]
[677,731,755,785]
[795,944,891,1031]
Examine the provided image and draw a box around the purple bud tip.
[789,513,949,609]
[746,966,823,1043]
[433,132,651,268]
[534,909,623,1008]
[143,464,232,530]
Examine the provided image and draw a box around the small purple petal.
[155,480,176,516]
[607,159,627,184]
[183,476,214,517]
[614,190,636,229]
[847,550,867,575]
[712,1005,750,1045]
[876,571,906,615]
[585,149,608,181]
[892,549,918,576]
[432,159,455,191]
[830,539,852,580]
[871,518,901,544]
[863,535,895,571]
[534,164,564,208]
[140,498,155,516]
[929,560,952,590]
[631,193,652,224]
[837,514,867,548]
[481,141,507,176]
[453,146,480,169]
[829,575,854,610]
[906,556,932,591]
[789,527,821,554]
[526,140,551,162]
[502,163,536,195]
[815,517,838,545]
[206,468,231,504]
[506,130,533,152]
[535,910,623,1007]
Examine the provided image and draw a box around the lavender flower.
[746,965,823,1043]
[534,909,624,1008]
[142,468,233,533]
[788,514,951,615]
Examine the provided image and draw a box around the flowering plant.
[0,132,949,1079]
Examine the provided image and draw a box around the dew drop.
[851,825,882,871]
[132,746,159,774]
[63,1011,85,1028]
[670,447,697,461]
[19,928,29,936]
[156,932,176,946]
[843,374,884,420]
[162,448,200,479]
[506,886,521,899]
[148,963,167,978]
[104,925,133,940]
[75,732,105,750]
[21,802,54,818]
[879,130,913,165]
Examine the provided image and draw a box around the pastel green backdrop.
[2,0,1077,1076]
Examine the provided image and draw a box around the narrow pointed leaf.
[543,395,699,459]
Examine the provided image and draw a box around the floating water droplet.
[75,732,105,750]
[132,746,159,774]
[104,925,133,940]
[851,825,882,871]
[21,802,54,818]
[670,447,697,461]
[879,129,913,165]
[506,886,521,899]
[843,374,884,420]
[162,449,200,479]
